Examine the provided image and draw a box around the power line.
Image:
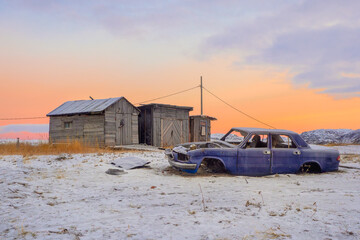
[1,86,200,120]
[136,85,199,105]
[203,87,276,129]
[1,83,275,130]
[0,116,47,121]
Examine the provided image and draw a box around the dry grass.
[0,141,142,155]
[340,154,360,163]
[321,143,360,146]
[18,225,37,238]
[0,141,100,155]
[256,226,291,239]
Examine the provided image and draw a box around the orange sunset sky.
[1,0,359,138]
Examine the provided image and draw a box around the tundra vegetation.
[0,140,143,156]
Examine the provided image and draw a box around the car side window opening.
[271,134,296,148]
[246,134,268,148]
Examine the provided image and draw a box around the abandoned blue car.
[165,128,340,176]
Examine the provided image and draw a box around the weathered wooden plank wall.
[49,98,139,147]
[131,114,138,144]
[104,98,139,146]
[139,105,191,147]
[189,117,213,142]
[49,114,105,146]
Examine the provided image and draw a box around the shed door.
[115,113,128,145]
[161,119,183,147]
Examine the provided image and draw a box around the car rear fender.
[300,161,322,173]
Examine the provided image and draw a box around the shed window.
[201,126,206,136]
[64,121,72,129]
[200,121,206,136]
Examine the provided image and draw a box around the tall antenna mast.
[200,76,203,115]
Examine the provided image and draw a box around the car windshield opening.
[221,130,247,145]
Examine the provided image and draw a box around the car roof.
[231,127,298,135]
[226,127,309,148]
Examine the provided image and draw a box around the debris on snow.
[111,156,150,170]
[105,168,127,175]
[172,146,188,154]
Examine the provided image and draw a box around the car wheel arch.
[299,161,322,173]
[200,157,227,173]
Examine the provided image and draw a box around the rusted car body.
[165,127,340,176]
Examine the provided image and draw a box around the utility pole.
[200,76,203,115]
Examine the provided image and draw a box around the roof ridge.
[47,97,125,116]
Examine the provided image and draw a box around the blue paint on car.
[165,127,340,176]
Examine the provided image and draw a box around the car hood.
[172,140,235,154]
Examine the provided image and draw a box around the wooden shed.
[138,103,193,147]
[189,115,217,142]
[47,97,140,147]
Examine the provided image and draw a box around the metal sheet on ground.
[111,157,150,170]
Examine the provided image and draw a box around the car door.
[270,134,301,174]
[237,134,271,176]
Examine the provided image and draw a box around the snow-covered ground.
[0,139,48,145]
[1,146,360,239]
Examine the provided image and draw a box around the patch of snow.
[329,145,360,155]
[309,144,333,150]
[112,144,161,151]
[0,139,48,145]
[0,147,359,239]
[310,144,360,155]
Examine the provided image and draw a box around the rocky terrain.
[301,129,360,144]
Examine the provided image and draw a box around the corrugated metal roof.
[47,97,123,116]
[190,115,217,120]
[138,103,193,111]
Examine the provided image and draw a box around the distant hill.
[211,133,244,143]
[300,129,360,144]
[341,129,360,144]
[211,133,225,140]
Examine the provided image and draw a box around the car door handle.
[263,150,271,155]
[293,150,301,155]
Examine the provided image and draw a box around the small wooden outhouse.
[138,103,193,147]
[47,97,140,147]
[189,115,217,142]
